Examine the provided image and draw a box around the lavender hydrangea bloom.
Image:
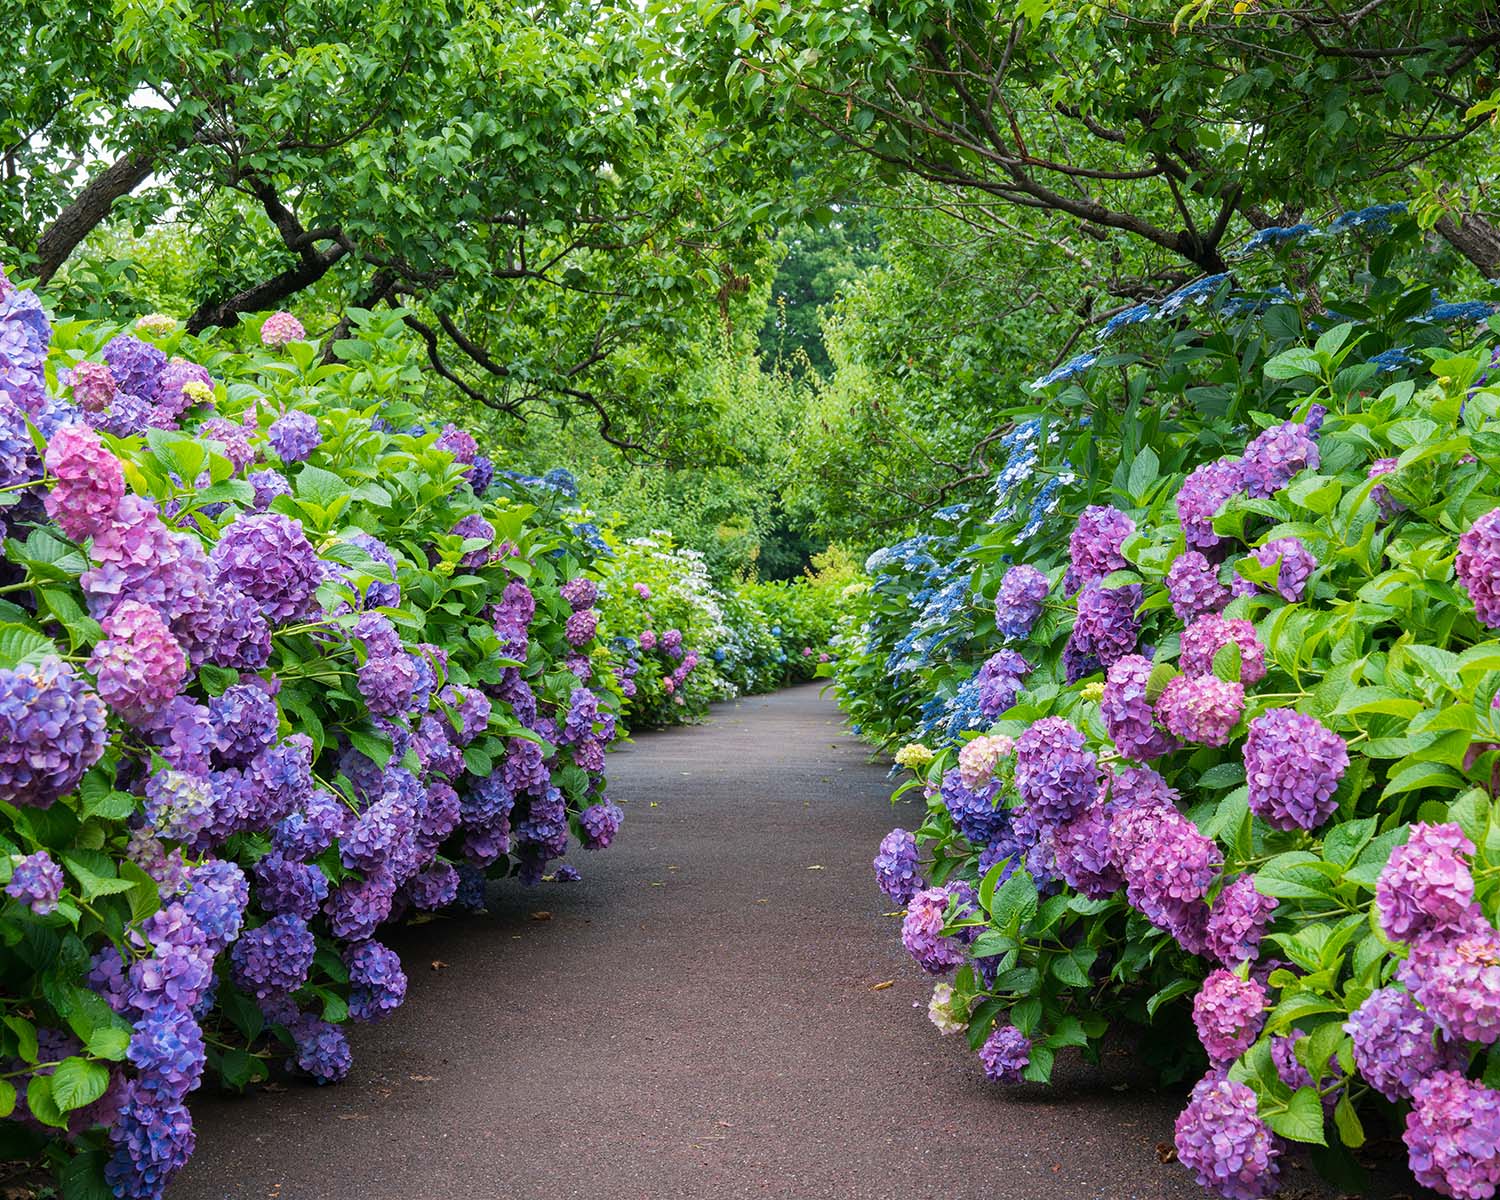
[1114,804,1222,934]
[143,769,216,843]
[1250,537,1316,602]
[209,683,279,767]
[940,767,1007,846]
[1458,508,1500,627]
[1157,674,1244,747]
[230,913,316,999]
[105,1085,197,1199]
[973,649,1031,718]
[566,608,599,646]
[1014,717,1097,827]
[253,850,329,920]
[1193,969,1267,1063]
[1069,505,1135,586]
[1177,457,1244,549]
[358,653,419,717]
[1205,876,1277,964]
[1345,987,1464,1102]
[1405,1071,1500,1200]
[1101,654,1176,760]
[102,334,167,398]
[1053,803,1122,899]
[873,827,923,904]
[978,1024,1031,1082]
[407,861,459,909]
[442,684,492,745]
[1180,614,1267,686]
[210,513,323,623]
[1400,915,1500,1045]
[1068,582,1141,669]
[1368,457,1404,519]
[267,411,319,462]
[247,468,292,513]
[274,791,348,860]
[434,423,478,464]
[560,577,598,611]
[287,1012,352,1084]
[1241,420,1320,498]
[346,940,408,1022]
[179,860,247,953]
[326,869,398,941]
[1377,823,1475,943]
[994,565,1049,638]
[127,1007,206,1103]
[199,417,254,472]
[1174,1074,1281,1200]
[152,360,213,425]
[579,799,623,850]
[69,360,116,412]
[1243,709,1348,831]
[89,600,188,727]
[0,657,107,807]
[502,737,549,796]
[450,514,494,569]
[901,886,968,973]
[1166,551,1229,621]
[6,850,64,914]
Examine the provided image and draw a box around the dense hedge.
[835,212,1500,1199]
[0,287,625,1197]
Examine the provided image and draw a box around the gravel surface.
[172,685,1391,1199]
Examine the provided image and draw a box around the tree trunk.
[1436,211,1500,277]
[34,148,160,284]
[186,247,348,334]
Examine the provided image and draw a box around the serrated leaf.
[49,1057,109,1113]
[0,622,59,670]
[1265,1086,1327,1145]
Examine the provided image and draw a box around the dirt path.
[171,685,1331,1199]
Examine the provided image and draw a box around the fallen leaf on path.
[870,980,895,991]
[530,911,552,921]
[756,898,768,903]
[806,864,824,870]
[431,960,448,971]
[337,1114,369,1121]
[409,1075,437,1082]
[1155,1142,1178,1164]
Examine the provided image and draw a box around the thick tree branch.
[35,148,161,284]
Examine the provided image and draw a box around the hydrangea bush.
[843,218,1500,1197]
[0,291,627,1196]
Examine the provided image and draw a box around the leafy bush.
[839,217,1500,1198]
[0,284,623,1197]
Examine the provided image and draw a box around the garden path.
[174,685,1320,1200]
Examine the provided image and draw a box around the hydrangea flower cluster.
[977,1024,1030,1082]
[260,311,305,346]
[267,410,321,463]
[1174,1074,1281,1200]
[1243,709,1348,830]
[1249,537,1316,602]
[1192,969,1266,1064]
[994,564,1049,638]
[874,828,924,904]
[1458,507,1500,627]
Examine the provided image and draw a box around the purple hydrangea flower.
[179,860,247,953]
[286,1012,351,1084]
[346,940,408,1022]
[974,649,1031,718]
[199,417,254,472]
[1458,508,1500,627]
[1368,457,1404,519]
[1156,674,1244,747]
[230,913,316,1000]
[210,512,323,623]
[127,1007,206,1103]
[104,1085,196,1199]
[579,799,622,850]
[502,737,549,796]
[434,423,478,464]
[978,1024,1031,1083]
[342,531,401,608]
[1113,803,1222,935]
[358,653,419,717]
[0,657,107,808]
[1180,614,1267,686]
[209,682,280,767]
[267,411,319,462]
[69,360,116,413]
[1243,709,1348,831]
[6,850,64,915]
[1166,551,1229,622]
[901,885,968,973]
[995,565,1049,639]
[1377,822,1476,945]
[560,577,598,610]
[1405,1071,1500,1200]
[1345,986,1464,1102]
[1177,457,1244,549]
[1069,505,1135,586]
[873,827,923,904]
[102,334,167,398]
[1174,1074,1281,1200]
[494,579,535,631]
[940,767,1006,846]
[1241,421,1320,498]
[1400,914,1500,1045]
[1068,582,1141,670]
[1053,802,1123,899]
[151,360,213,425]
[566,608,599,646]
[274,791,348,860]
[143,768,216,843]
[90,600,187,726]
[1250,537,1316,602]
[450,513,494,569]
[1205,876,1277,965]
[442,684,492,745]
[1014,716,1097,827]
[1101,654,1176,760]
[253,850,330,919]
[247,468,291,513]
[407,861,459,909]
[325,868,398,941]
[1193,969,1267,1064]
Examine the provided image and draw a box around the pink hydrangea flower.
[260,311,306,347]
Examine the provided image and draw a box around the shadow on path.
[172,685,1353,1199]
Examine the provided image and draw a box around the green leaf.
[1264,1086,1327,1145]
[1146,978,1198,1019]
[59,1150,112,1200]
[1264,347,1323,380]
[0,1079,13,1119]
[987,868,1037,935]
[0,622,60,670]
[50,1057,110,1112]
[1333,1093,1365,1149]
[295,465,349,507]
[86,1027,130,1062]
[1127,445,1159,502]
[26,1073,65,1129]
